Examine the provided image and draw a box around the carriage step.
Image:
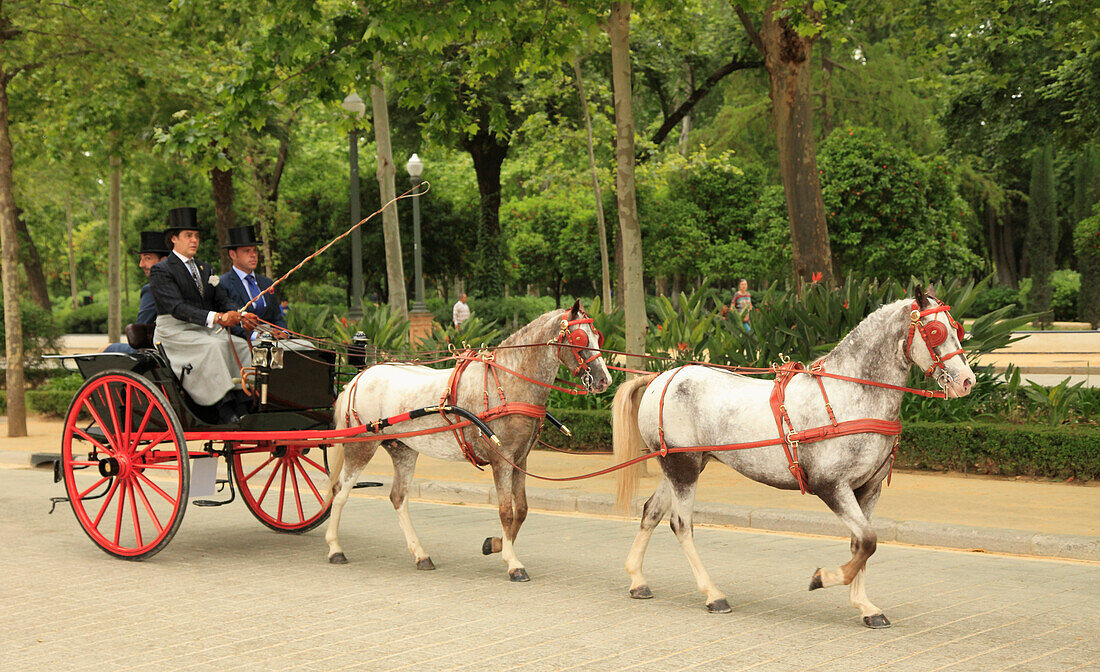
[354,481,383,489]
[193,498,232,507]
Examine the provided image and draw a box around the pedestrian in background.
[453,293,470,328]
[731,279,753,333]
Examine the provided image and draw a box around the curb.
[375,476,1100,563]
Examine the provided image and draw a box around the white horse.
[325,301,611,581]
[612,287,975,627]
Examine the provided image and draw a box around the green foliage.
[1050,270,1081,322]
[539,410,1100,481]
[0,299,62,362]
[415,318,503,365]
[60,303,139,334]
[1026,144,1057,327]
[1022,378,1086,427]
[330,305,410,357]
[287,283,345,306]
[818,127,981,280]
[1075,207,1100,327]
[286,304,335,337]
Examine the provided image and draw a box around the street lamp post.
[406,153,426,312]
[342,93,366,320]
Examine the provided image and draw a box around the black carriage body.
[69,347,336,432]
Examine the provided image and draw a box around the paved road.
[2,467,1098,672]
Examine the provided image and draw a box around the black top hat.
[222,224,263,249]
[138,230,170,256]
[165,207,199,233]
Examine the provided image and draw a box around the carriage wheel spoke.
[132,479,163,533]
[78,475,111,500]
[113,480,127,545]
[127,478,143,547]
[299,453,326,473]
[134,430,173,459]
[131,402,156,450]
[243,456,276,482]
[123,384,133,451]
[288,458,305,523]
[92,479,121,528]
[138,463,183,470]
[103,385,124,454]
[84,398,119,454]
[135,470,178,505]
[292,456,325,506]
[276,459,289,523]
[73,427,113,458]
[255,459,281,506]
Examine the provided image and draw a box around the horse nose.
[963,377,973,391]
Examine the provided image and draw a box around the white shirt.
[173,250,216,328]
[453,300,470,327]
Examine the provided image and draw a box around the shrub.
[965,284,1019,318]
[27,390,76,418]
[60,303,139,333]
[1075,210,1100,327]
[285,283,345,306]
[1050,270,1080,322]
[539,410,1099,480]
[0,299,62,362]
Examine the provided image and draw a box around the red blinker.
[568,330,589,348]
[923,321,948,347]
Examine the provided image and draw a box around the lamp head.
[406,153,424,178]
[341,93,365,119]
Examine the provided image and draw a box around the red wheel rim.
[62,374,186,558]
[232,443,330,531]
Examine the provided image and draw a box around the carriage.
[46,333,501,561]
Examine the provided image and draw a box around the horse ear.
[570,298,582,318]
[925,283,938,299]
[914,284,926,307]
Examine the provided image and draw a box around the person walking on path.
[453,293,470,328]
[731,279,753,333]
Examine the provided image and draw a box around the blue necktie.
[246,275,265,311]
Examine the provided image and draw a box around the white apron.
[155,315,252,406]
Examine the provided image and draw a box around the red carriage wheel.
[231,443,331,533]
[61,370,189,560]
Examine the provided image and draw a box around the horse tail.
[323,387,351,507]
[614,373,658,515]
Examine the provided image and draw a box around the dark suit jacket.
[136,283,158,324]
[219,269,287,339]
[149,254,236,327]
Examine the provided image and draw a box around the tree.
[1027,144,1056,328]
[369,62,408,319]
[572,56,613,309]
[734,0,834,285]
[1076,207,1100,328]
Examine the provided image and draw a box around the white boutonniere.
[208,275,220,287]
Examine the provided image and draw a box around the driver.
[149,207,260,424]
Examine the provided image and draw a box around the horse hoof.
[329,552,348,565]
[482,537,502,555]
[706,598,732,614]
[509,568,530,582]
[809,568,823,591]
[416,557,436,571]
[629,585,653,600]
[863,613,891,629]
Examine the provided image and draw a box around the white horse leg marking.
[325,461,365,563]
[491,463,527,580]
[848,569,882,619]
[626,477,672,597]
[668,480,728,612]
[385,443,433,569]
[812,483,889,626]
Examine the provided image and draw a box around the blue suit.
[219,269,287,340]
[104,283,159,354]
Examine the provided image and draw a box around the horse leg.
[382,441,435,570]
[666,470,730,613]
[625,476,672,600]
[487,462,528,581]
[810,483,889,628]
[325,442,378,564]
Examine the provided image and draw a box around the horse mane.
[498,309,562,349]
[823,298,912,382]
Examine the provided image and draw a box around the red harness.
[552,311,605,377]
[653,300,963,494]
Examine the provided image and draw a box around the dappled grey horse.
[325,301,611,581]
[613,287,975,627]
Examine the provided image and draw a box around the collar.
[233,266,255,283]
[172,250,194,264]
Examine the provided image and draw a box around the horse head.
[907,285,975,398]
[554,299,612,394]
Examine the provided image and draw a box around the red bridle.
[906,299,965,378]
[553,312,605,377]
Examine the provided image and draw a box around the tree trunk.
[67,194,78,309]
[608,1,647,370]
[573,57,613,311]
[210,166,234,272]
[751,2,835,285]
[108,154,121,344]
[461,125,509,298]
[1027,144,1056,328]
[0,78,27,436]
[370,63,408,320]
[820,38,834,138]
[14,209,50,312]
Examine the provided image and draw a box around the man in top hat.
[218,224,288,341]
[102,230,171,354]
[149,207,259,423]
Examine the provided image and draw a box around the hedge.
[541,409,1099,482]
[0,390,79,418]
